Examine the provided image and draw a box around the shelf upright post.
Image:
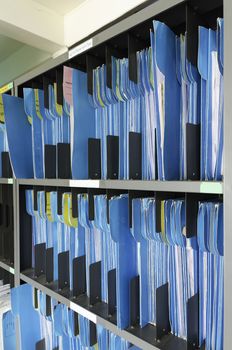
[13,179,20,286]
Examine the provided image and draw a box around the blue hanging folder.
[197,201,224,350]
[2,94,34,178]
[23,88,45,179]
[198,25,223,181]
[109,194,137,329]
[93,194,116,303]
[72,69,95,179]
[131,198,149,328]
[151,21,180,180]
[11,284,41,349]
[2,311,16,350]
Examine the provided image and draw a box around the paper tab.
[0,94,5,123]
[69,38,93,59]
[0,82,13,94]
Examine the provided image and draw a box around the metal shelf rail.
[18,179,223,194]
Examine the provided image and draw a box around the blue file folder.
[23,88,45,179]
[150,21,180,180]
[109,194,137,329]
[11,284,41,349]
[72,69,95,179]
[2,94,34,178]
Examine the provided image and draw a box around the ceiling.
[0,35,24,63]
[33,0,86,15]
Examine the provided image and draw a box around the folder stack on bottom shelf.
[10,282,141,350]
[197,201,223,349]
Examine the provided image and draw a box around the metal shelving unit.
[7,0,229,348]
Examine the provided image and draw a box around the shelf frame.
[0,178,13,185]
[0,260,15,275]
[7,0,227,348]
[17,179,223,194]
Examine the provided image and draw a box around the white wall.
[0,0,147,85]
[0,45,50,86]
[0,0,64,52]
[64,0,147,47]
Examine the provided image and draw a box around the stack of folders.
[0,282,16,350]
[1,18,223,180]
[10,283,141,349]
[197,201,224,349]
[132,197,223,349]
[24,189,224,349]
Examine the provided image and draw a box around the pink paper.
[63,66,73,106]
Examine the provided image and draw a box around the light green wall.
[0,44,50,86]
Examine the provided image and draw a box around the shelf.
[0,178,13,185]
[20,269,188,350]
[0,259,15,274]
[17,179,223,194]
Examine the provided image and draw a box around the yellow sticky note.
[0,82,13,94]
[46,192,53,222]
[34,89,43,120]
[96,69,105,108]
[27,116,32,125]
[63,193,70,226]
[63,193,78,228]
[161,200,167,243]
[0,94,5,123]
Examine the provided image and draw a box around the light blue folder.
[23,88,44,179]
[215,18,224,181]
[197,201,223,350]
[198,23,223,181]
[97,325,108,349]
[150,21,180,180]
[2,310,16,350]
[38,89,54,146]
[112,57,125,179]
[140,49,156,180]
[72,69,95,179]
[2,94,34,178]
[11,284,41,349]
[93,194,116,303]
[130,196,199,339]
[78,194,102,297]
[109,194,137,329]
[92,67,107,180]
[78,315,96,349]
[131,197,168,328]
[176,35,201,179]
